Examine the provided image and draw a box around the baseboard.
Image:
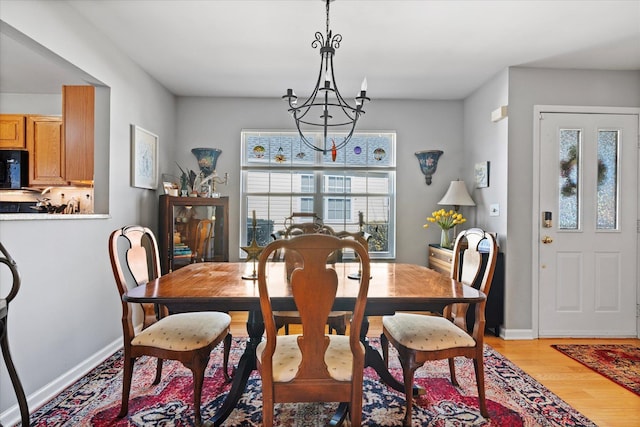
[0,337,123,427]
[500,328,535,340]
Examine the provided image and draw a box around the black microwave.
[0,150,28,189]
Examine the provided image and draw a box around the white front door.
[537,112,638,337]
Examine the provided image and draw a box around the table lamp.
[438,180,475,212]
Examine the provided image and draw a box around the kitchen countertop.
[0,213,109,221]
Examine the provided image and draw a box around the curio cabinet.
[159,195,229,273]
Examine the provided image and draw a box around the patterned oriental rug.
[24,339,595,427]
[552,344,640,396]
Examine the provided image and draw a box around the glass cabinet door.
[160,195,228,273]
[172,204,220,268]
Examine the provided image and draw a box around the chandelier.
[282,0,370,154]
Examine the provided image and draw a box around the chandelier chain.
[282,0,370,154]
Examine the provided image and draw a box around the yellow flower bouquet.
[423,209,467,249]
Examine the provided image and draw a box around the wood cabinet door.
[26,115,66,186]
[63,85,94,182]
[0,114,26,148]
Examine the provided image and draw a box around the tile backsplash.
[46,187,94,214]
[0,187,94,214]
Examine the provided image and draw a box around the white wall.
[0,1,176,419]
[175,97,465,265]
[462,69,509,247]
[505,67,640,332]
[0,93,62,115]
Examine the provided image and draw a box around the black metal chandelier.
[282,0,370,154]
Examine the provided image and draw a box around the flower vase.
[440,228,453,249]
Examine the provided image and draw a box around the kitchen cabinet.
[26,115,66,186]
[428,243,504,335]
[63,85,94,182]
[0,115,26,149]
[159,195,229,274]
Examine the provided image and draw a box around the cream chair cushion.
[382,312,475,351]
[257,334,364,382]
[132,312,231,351]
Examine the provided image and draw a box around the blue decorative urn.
[415,150,443,185]
[191,148,222,176]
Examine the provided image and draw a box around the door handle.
[542,236,553,244]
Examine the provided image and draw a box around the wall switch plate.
[490,203,500,216]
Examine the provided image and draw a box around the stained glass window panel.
[596,130,618,230]
[558,129,580,230]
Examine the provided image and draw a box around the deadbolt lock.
[542,236,553,244]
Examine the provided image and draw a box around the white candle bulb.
[361,77,368,92]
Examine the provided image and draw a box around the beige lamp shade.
[438,180,475,210]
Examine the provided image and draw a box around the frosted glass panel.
[559,130,580,230]
[596,130,618,230]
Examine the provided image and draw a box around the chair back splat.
[271,215,365,335]
[256,234,371,427]
[191,219,214,263]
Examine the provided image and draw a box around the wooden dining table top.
[124,262,485,316]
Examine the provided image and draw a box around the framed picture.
[131,125,158,189]
[475,161,490,188]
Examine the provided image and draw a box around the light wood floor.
[230,312,640,427]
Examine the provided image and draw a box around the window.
[300,197,314,213]
[327,176,351,193]
[327,197,351,221]
[241,131,396,259]
[300,175,314,193]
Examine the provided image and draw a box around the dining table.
[123,261,485,426]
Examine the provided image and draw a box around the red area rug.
[24,339,595,426]
[552,344,640,396]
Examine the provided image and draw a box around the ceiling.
[2,1,640,100]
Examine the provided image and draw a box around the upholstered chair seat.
[257,334,365,382]
[132,311,230,351]
[382,312,475,351]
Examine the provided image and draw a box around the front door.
[537,111,638,337]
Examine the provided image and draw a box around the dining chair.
[256,234,371,427]
[273,220,353,335]
[191,218,214,263]
[109,225,232,426]
[381,227,497,425]
[0,242,30,427]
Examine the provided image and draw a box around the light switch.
[490,204,500,216]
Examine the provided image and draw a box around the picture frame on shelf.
[131,124,158,189]
[475,161,490,188]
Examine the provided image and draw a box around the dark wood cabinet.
[159,195,229,274]
[428,243,504,335]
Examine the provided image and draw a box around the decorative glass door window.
[596,130,619,230]
[558,129,580,230]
